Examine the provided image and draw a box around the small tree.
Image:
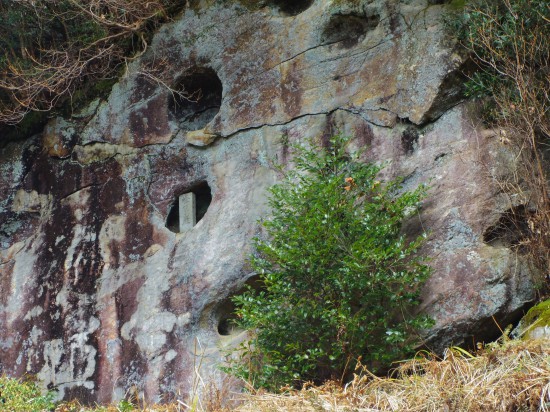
[226,135,432,391]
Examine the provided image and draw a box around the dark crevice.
[465,306,533,350]
[340,107,398,129]
[165,200,178,233]
[223,109,336,138]
[402,126,420,155]
[223,102,446,140]
[434,152,448,162]
[223,106,393,139]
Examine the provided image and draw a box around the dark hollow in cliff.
[483,204,534,251]
[321,13,380,48]
[216,276,262,336]
[166,181,212,233]
[216,299,240,336]
[267,0,313,16]
[402,126,420,155]
[169,68,222,131]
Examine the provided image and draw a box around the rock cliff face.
[0,0,536,404]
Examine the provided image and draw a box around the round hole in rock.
[169,68,222,131]
[267,0,314,16]
[165,181,212,233]
[321,13,380,48]
[216,276,262,336]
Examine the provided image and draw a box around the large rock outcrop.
[0,0,536,404]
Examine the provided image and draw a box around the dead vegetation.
[49,339,550,412]
[233,339,550,412]
[458,0,550,289]
[0,0,185,127]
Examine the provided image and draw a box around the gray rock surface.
[0,0,536,404]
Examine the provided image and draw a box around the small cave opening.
[216,276,262,337]
[321,13,380,48]
[267,0,314,16]
[168,67,222,131]
[483,205,534,251]
[166,181,212,233]
[216,300,240,336]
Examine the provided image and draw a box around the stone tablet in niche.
[166,181,213,233]
[179,192,196,232]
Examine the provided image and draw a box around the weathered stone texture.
[0,0,536,404]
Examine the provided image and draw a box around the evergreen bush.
[225,135,432,390]
[0,376,56,411]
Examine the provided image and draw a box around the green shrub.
[225,135,432,391]
[0,375,56,411]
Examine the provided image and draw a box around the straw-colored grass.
[234,339,550,412]
[48,339,550,411]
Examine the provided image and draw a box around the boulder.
[0,0,537,404]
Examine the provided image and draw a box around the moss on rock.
[516,300,550,340]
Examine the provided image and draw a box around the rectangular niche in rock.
[166,181,212,233]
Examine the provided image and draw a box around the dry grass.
[51,339,550,411]
[234,339,550,412]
